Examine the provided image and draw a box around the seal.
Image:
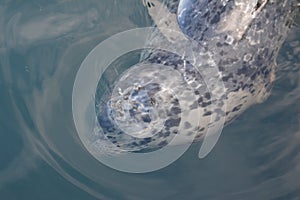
[93,0,297,154]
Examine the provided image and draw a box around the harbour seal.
[91,0,297,155]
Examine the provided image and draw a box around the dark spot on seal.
[164,131,171,137]
[158,131,164,137]
[203,111,212,116]
[198,127,205,132]
[218,66,225,71]
[171,98,179,104]
[117,131,123,135]
[251,72,258,80]
[106,126,116,133]
[144,137,152,143]
[256,21,262,30]
[194,90,200,95]
[204,92,211,100]
[198,97,203,104]
[201,101,212,107]
[129,109,135,117]
[216,42,223,47]
[139,140,147,145]
[232,104,243,112]
[131,90,139,97]
[165,118,181,127]
[222,73,234,82]
[214,108,225,116]
[211,14,220,24]
[131,142,138,147]
[145,83,161,94]
[184,122,192,129]
[170,106,181,115]
[190,101,199,110]
[141,115,151,123]
[158,140,168,147]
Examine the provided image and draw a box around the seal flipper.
[142,0,187,42]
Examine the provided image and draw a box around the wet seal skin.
[92,0,298,154]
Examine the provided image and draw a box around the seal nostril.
[141,115,152,123]
[254,1,263,11]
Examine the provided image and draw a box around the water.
[0,0,300,199]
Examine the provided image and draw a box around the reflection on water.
[0,0,299,199]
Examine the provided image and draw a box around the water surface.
[0,1,300,199]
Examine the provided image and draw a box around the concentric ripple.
[96,61,202,152]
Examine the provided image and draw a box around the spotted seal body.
[94,0,297,154]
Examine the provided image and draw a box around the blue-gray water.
[0,1,300,199]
